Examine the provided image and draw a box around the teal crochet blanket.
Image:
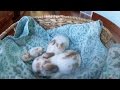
[0,16,119,79]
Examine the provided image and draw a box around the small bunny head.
[29,47,44,58]
[46,35,69,54]
[32,56,47,73]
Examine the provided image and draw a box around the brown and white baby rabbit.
[22,47,44,62]
[32,50,81,76]
[42,35,70,59]
[46,35,69,55]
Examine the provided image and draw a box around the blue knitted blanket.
[0,16,119,79]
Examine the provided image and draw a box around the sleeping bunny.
[32,50,81,77]
[47,35,69,54]
[21,47,44,62]
[42,35,70,59]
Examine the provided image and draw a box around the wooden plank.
[0,11,14,34]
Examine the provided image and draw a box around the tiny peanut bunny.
[21,51,33,62]
[22,47,44,62]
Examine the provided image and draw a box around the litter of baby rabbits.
[21,35,81,77]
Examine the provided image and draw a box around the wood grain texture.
[0,11,14,34]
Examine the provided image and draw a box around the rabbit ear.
[63,51,78,59]
[42,53,55,59]
[49,40,56,45]
[43,63,59,73]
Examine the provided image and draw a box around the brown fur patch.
[43,63,58,73]
[43,53,55,59]
[63,52,78,59]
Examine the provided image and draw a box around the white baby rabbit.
[35,35,70,60]
[46,35,69,55]
[22,47,44,62]
[32,50,81,76]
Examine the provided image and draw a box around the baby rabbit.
[22,47,44,62]
[41,35,70,59]
[32,50,81,76]
[46,35,69,55]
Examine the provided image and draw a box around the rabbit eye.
[58,43,64,49]
[61,43,64,48]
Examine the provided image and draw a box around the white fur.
[50,50,81,74]
[46,35,69,55]
[32,56,44,73]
